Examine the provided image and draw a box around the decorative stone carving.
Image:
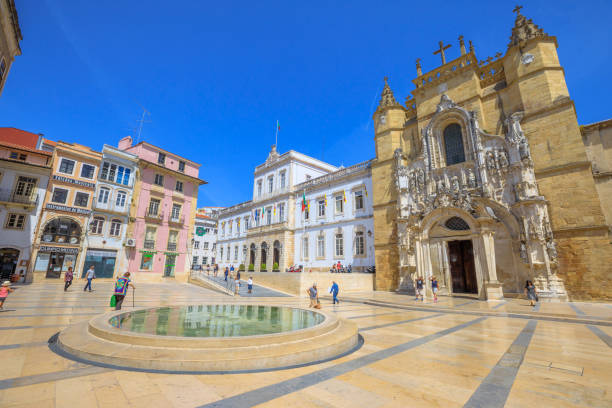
[520,241,529,263]
[467,168,477,188]
[508,7,548,48]
[266,144,280,163]
[546,239,558,263]
[392,94,564,299]
[436,94,456,112]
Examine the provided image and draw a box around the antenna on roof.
[135,106,151,144]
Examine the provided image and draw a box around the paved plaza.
[0,281,610,407]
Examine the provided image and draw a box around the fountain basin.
[55,304,359,372]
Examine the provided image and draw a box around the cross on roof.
[513,5,523,15]
[433,41,452,65]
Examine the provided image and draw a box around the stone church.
[372,7,612,301]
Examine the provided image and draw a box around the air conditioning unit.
[125,238,136,247]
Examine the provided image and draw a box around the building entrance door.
[448,240,478,294]
[46,253,65,278]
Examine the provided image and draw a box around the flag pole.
[275,120,278,147]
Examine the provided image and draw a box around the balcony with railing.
[253,185,291,203]
[143,240,156,249]
[166,242,177,251]
[247,219,288,235]
[0,189,39,208]
[168,214,185,226]
[144,210,164,222]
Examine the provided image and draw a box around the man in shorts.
[307,283,318,308]
[415,276,425,302]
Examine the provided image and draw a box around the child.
[430,275,438,303]
[234,274,240,295]
[247,277,253,294]
[0,281,15,309]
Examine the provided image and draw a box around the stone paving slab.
[0,282,610,407]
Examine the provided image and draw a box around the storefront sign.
[86,249,117,258]
[39,246,79,254]
[195,227,206,236]
[46,203,91,215]
[53,175,96,189]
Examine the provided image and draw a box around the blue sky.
[1,0,610,207]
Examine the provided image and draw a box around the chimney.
[118,136,133,150]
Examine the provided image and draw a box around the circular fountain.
[55,304,359,372]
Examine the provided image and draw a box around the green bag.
[110,295,116,307]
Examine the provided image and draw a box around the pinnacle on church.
[508,5,548,47]
[378,76,400,108]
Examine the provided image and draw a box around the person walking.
[525,280,538,307]
[0,281,14,309]
[224,267,229,282]
[83,265,96,292]
[307,283,319,308]
[113,272,135,310]
[64,267,74,291]
[430,275,438,303]
[330,280,340,304]
[206,264,211,276]
[234,274,240,295]
[415,276,424,302]
[247,276,253,294]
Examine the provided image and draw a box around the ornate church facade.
[372,8,612,301]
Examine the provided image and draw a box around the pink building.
[119,137,206,282]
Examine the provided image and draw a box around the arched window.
[116,191,127,207]
[42,217,81,244]
[443,124,465,165]
[90,216,105,234]
[110,219,122,236]
[98,187,110,204]
[445,216,470,231]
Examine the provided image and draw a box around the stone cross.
[513,5,523,15]
[433,41,451,65]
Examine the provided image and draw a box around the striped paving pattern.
[0,281,610,407]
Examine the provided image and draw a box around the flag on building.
[324,194,327,206]
[365,187,368,197]
[301,191,307,212]
[277,120,280,132]
[343,190,347,203]
[274,205,276,216]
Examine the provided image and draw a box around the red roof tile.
[0,128,41,149]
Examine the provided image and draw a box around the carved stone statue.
[520,242,528,263]
[467,168,477,188]
[546,239,558,262]
[498,149,509,168]
[416,169,425,192]
[451,176,460,193]
[486,151,496,170]
[505,111,525,145]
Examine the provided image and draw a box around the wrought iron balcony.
[145,211,163,222]
[0,189,39,208]
[168,215,184,225]
[143,240,156,249]
[166,243,177,251]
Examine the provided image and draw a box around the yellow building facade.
[30,142,101,281]
[372,8,612,301]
